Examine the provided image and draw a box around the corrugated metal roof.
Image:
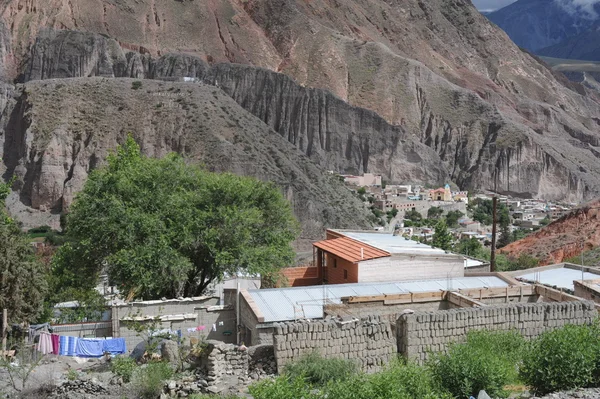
[339,231,449,256]
[517,267,600,291]
[248,276,509,322]
[313,237,390,262]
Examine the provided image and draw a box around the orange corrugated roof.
[313,237,390,263]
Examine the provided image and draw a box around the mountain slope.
[537,25,600,61]
[500,200,600,264]
[1,0,600,208]
[0,77,374,233]
[486,0,600,51]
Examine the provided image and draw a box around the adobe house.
[312,230,466,285]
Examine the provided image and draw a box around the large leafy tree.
[54,137,300,300]
[0,177,47,325]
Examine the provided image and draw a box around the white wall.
[357,254,464,283]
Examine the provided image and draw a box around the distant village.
[340,172,576,246]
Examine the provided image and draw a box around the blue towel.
[59,336,69,356]
[76,339,104,358]
[102,338,126,355]
[67,337,79,357]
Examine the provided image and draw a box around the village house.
[343,173,382,187]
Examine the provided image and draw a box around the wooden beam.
[534,284,583,303]
[447,291,487,308]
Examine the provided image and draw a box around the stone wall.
[397,301,598,363]
[197,341,276,394]
[273,316,396,373]
[205,341,249,391]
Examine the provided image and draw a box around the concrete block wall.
[273,316,396,373]
[397,301,598,364]
[113,297,237,351]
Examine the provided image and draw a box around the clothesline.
[37,332,126,358]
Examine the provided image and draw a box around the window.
[344,269,348,279]
[333,258,337,268]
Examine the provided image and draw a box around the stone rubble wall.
[205,341,249,391]
[273,316,397,373]
[397,301,598,363]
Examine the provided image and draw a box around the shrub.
[110,356,137,383]
[283,351,357,386]
[520,323,600,395]
[249,375,315,399]
[131,361,173,399]
[28,225,52,234]
[429,330,525,398]
[131,81,143,90]
[325,361,452,399]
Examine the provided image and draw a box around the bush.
[251,360,450,399]
[110,356,137,383]
[28,225,52,234]
[131,361,173,399]
[520,323,600,395]
[429,330,525,398]
[131,81,143,90]
[325,361,452,399]
[249,375,315,399]
[283,351,357,387]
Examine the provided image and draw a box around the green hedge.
[520,323,600,395]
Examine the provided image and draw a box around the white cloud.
[555,0,600,18]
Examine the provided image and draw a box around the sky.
[472,0,517,11]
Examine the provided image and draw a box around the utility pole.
[581,240,585,281]
[490,196,498,272]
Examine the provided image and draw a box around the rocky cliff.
[500,200,600,264]
[0,78,374,233]
[0,0,600,224]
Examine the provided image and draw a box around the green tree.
[432,220,453,251]
[470,199,509,227]
[497,224,512,248]
[445,210,464,228]
[455,238,483,258]
[405,209,423,222]
[53,137,300,300]
[0,178,47,325]
[427,206,444,220]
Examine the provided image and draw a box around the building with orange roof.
[307,229,465,285]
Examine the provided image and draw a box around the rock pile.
[50,379,108,397]
[248,344,276,380]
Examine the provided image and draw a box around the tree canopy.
[427,207,444,220]
[0,177,47,325]
[53,137,300,300]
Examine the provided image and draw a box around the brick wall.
[326,254,358,284]
[281,266,321,287]
[397,301,598,364]
[272,316,396,373]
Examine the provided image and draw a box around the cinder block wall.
[113,297,237,351]
[272,316,396,373]
[397,301,598,363]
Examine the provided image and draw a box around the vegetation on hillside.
[52,136,300,301]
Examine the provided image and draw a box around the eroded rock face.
[500,200,600,264]
[0,78,375,233]
[0,0,600,206]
